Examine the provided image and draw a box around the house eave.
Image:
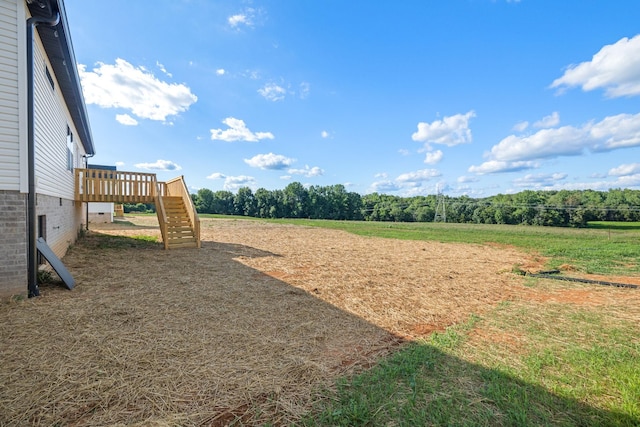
[26,0,95,156]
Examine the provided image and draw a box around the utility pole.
[434,186,446,223]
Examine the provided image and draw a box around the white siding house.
[0,0,95,296]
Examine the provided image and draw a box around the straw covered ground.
[1,216,572,425]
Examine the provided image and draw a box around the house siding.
[0,1,90,295]
[0,0,21,191]
[33,36,87,200]
[0,1,25,295]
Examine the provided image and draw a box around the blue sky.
[65,0,640,197]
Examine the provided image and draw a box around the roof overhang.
[26,0,95,156]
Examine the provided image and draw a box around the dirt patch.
[205,219,531,339]
[1,216,634,425]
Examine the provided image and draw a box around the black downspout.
[27,10,60,298]
[84,154,94,231]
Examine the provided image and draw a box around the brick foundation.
[0,191,85,296]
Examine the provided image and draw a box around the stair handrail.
[165,176,201,248]
[154,182,169,250]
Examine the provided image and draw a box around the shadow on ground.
[1,227,636,426]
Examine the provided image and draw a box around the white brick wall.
[36,193,85,257]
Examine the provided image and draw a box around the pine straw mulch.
[1,216,636,426]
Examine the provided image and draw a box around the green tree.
[283,182,310,218]
[213,190,235,215]
[195,188,215,213]
[234,187,256,216]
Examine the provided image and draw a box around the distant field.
[588,221,640,230]
[200,215,640,276]
[253,218,640,277]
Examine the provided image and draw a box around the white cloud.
[370,169,440,194]
[156,61,172,77]
[78,58,197,122]
[210,117,274,142]
[288,165,324,177]
[206,172,226,180]
[477,112,640,171]
[590,113,640,150]
[258,83,287,101]
[223,175,257,191]
[216,69,226,76]
[551,34,640,98]
[424,150,443,165]
[513,121,529,132]
[398,148,410,156]
[206,172,256,191]
[468,113,640,176]
[321,130,330,139]
[242,69,261,80]
[490,126,588,162]
[402,186,434,197]
[514,175,640,192]
[299,82,310,99]
[533,111,560,128]
[370,180,401,193]
[115,114,138,126]
[468,160,538,175]
[616,174,640,187]
[244,153,296,170]
[457,175,479,183]
[228,8,263,29]
[135,159,182,171]
[115,161,125,167]
[228,13,251,28]
[374,172,389,179]
[512,173,568,188]
[396,169,441,183]
[411,111,476,146]
[608,163,640,176]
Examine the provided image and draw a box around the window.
[66,126,74,171]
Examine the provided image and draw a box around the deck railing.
[155,182,169,250]
[75,168,158,203]
[165,176,201,248]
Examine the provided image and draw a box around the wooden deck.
[75,168,200,249]
[75,169,159,203]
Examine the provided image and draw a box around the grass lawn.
[302,293,639,426]
[264,218,640,425]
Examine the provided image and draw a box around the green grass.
[302,300,640,426]
[263,219,640,275]
[85,232,159,249]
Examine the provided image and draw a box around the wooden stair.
[160,196,198,249]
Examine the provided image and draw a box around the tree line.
[181,183,640,227]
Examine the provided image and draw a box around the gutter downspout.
[27,9,60,298]
[83,154,94,231]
